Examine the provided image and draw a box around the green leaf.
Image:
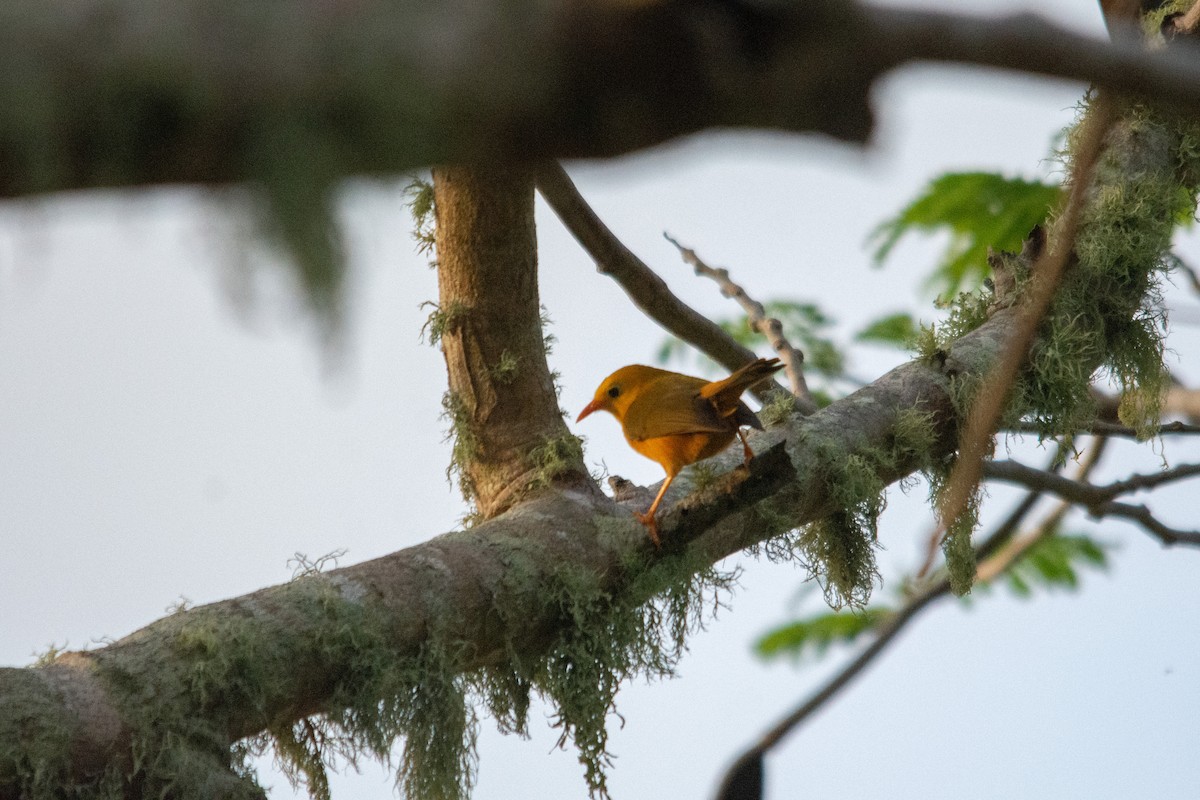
[869,172,1061,297]
[993,534,1112,598]
[855,312,918,348]
[755,607,890,662]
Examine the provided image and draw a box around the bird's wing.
[622,379,729,441]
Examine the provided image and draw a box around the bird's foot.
[738,429,755,466]
[634,511,662,548]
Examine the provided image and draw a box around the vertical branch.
[433,166,589,518]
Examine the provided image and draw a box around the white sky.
[2,1,1198,798]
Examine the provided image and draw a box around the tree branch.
[1090,501,1200,546]
[982,459,1200,505]
[1006,420,1200,437]
[3,3,1197,793]
[0,295,1015,794]
[7,2,1200,198]
[983,459,1200,547]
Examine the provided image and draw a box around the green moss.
[682,460,722,493]
[467,538,736,799]
[1020,100,1200,441]
[757,408,946,609]
[441,391,479,503]
[759,389,799,427]
[267,580,484,800]
[767,433,890,608]
[90,610,286,799]
[0,668,87,800]
[404,176,437,261]
[540,306,558,357]
[910,104,1196,451]
[1141,0,1193,35]
[892,408,939,462]
[185,527,740,800]
[490,350,520,384]
[527,434,586,491]
[420,301,469,348]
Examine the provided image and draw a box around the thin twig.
[1005,420,1200,438]
[975,437,1109,581]
[920,93,1119,577]
[535,163,788,405]
[982,457,1200,548]
[1090,501,1200,546]
[662,232,817,414]
[982,460,1200,505]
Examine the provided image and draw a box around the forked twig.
[663,232,817,414]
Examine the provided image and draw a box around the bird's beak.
[576,399,602,423]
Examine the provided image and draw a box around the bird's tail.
[700,357,782,408]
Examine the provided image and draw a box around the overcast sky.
[2,1,1198,799]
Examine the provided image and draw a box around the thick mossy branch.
[1026,104,1195,439]
[8,96,1198,800]
[918,104,1198,446]
[763,408,942,609]
[0,669,82,800]
[271,535,736,800]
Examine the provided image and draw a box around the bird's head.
[576,364,661,424]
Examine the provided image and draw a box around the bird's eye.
[607,386,621,399]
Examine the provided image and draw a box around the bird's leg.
[737,429,755,466]
[634,474,675,547]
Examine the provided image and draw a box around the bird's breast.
[627,430,738,477]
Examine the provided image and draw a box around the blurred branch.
[11,2,1200,196]
[923,94,1117,577]
[662,233,817,414]
[535,163,788,404]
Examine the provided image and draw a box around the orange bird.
[576,358,782,545]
